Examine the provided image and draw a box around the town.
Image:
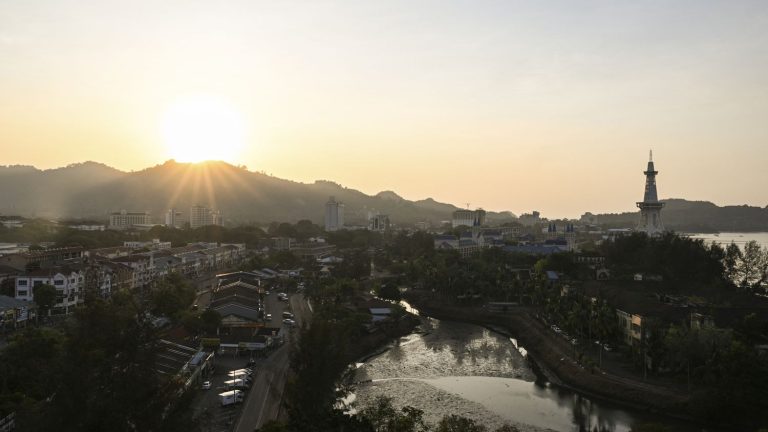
[1,155,767,432]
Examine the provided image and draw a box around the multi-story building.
[123,239,172,250]
[369,213,390,232]
[15,267,85,315]
[451,208,486,228]
[110,255,154,289]
[109,210,152,229]
[324,196,344,232]
[0,246,84,271]
[189,205,222,229]
[165,208,183,228]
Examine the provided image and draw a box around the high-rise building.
[189,205,222,229]
[109,210,151,229]
[324,196,344,232]
[636,151,665,236]
[165,208,182,228]
[451,208,486,228]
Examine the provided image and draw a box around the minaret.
[636,150,665,236]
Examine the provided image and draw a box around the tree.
[33,283,57,317]
[723,242,743,283]
[435,415,487,432]
[377,284,401,302]
[200,309,222,334]
[150,274,196,319]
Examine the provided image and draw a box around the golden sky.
[1,1,767,218]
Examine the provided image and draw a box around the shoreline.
[404,295,699,425]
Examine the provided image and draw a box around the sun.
[161,95,246,163]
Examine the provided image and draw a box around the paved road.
[235,293,312,432]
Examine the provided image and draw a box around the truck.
[219,390,244,406]
[223,378,249,389]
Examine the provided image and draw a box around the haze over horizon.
[2,1,767,218]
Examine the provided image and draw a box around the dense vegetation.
[0,286,200,431]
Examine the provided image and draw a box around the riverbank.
[404,293,692,420]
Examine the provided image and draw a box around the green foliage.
[377,284,401,302]
[435,415,487,432]
[0,294,196,431]
[360,396,428,432]
[32,283,57,315]
[601,232,726,283]
[149,274,196,320]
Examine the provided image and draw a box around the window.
[17,290,28,297]
[54,280,64,286]
[33,281,43,287]
[17,279,28,286]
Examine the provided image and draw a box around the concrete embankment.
[407,298,691,418]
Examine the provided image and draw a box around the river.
[687,232,768,249]
[350,308,696,432]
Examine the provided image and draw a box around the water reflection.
[354,314,694,432]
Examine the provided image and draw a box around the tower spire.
[637,153,664,235]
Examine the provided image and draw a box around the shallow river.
[350,313,695,432]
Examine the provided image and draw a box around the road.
[234,292,312,432]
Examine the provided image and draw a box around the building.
[369,213,390,232]
[0,246,84,271]
[109,210,152,229]
[165,208,183,228]
[189,205,222,229]
[636,151,665,236]
[15,267,85,315]
[451,208,486,228]
[324,196,344,232]
[69,224,106,231]
[123,239,172,250]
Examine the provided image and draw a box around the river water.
[350,311,694,432]
[687,232,768,249]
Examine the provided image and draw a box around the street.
[234,292,311,431]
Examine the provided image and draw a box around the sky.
[1,0,767,218]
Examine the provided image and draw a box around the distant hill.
[594,199,768,232]
[0,161,516,226]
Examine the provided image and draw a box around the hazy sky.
[2,1,767,218]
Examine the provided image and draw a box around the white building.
[109,210,152,229]
[324,196,344,232]
[123,239,172,250]
[165,208,183,228]
[190,205,222,229]
[451,208,486,228]
[368,213,390,232]
[15,268,85,315]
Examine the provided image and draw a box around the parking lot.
[190,290,295,432]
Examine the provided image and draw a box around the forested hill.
[595,199,768,232]
[0,161,516,226]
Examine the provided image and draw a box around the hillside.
[0,160,515,226]
[595,199,768,232]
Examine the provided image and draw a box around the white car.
[201,381,211,390]
[282,318,296,326]
[265,313,272,321]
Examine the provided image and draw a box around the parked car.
[283,318,296,326]
[265,313,272,321]
[602,344,613,352]
[282,311,294,319]
[201,381,211,390]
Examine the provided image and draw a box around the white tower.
[636,151,665,236]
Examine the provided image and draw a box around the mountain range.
[0,161,516,226]
[593,199,768,232]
